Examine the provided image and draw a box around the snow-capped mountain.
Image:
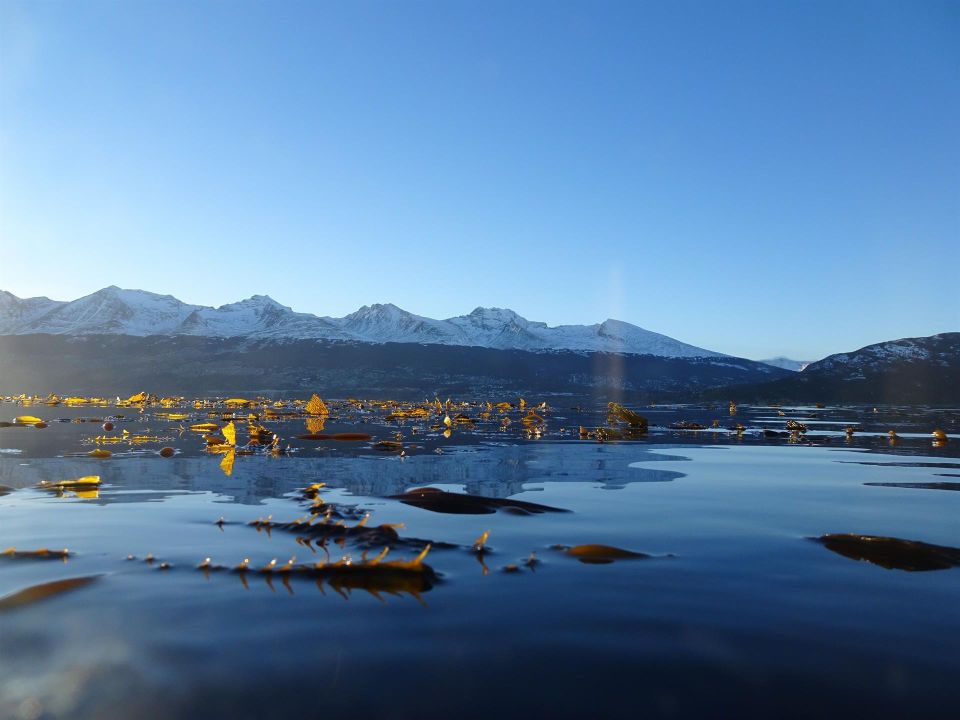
[0,291,66,334]
[759,357,811,372]
[180,295,353,341]
[0,286,725,358]
[9,286,200,336]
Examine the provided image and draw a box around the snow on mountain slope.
[14,287,199,335]
[806,334,959,375]
[445,307,551,349]
[0,291,66,334]
[338,304,459,344]
[181,296,352,340]
[0,287,726,358]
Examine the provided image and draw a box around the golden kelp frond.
[521,412,544,428]
[305,394,330,417]
[305,417,326,434]
[156,412,190,420]
[14,415,43,425]
[126,392,148,404]
[190,422,220,432]
[385,407,432,421]
[88,449,112,459]
[126,435,163,445]
[472,531,490,552]
[607,402,648,430]
[38,476,101,490]
[224,398,253,408]
[221,421,237,447]
[220,449,236,477]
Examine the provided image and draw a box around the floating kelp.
[389,487,569,515]
[189,422,221,432]
[198,545,436,600]
[583,426,648,442]
[297,432,374,442]
[37,476,101,491]
[305,394,330,417]
[607,403,648,431]
[1,547,71,561]
[0,575,99,611]
[814,534,960,571]
[248,513,451,550]
[374,440,403,452]
[554,544,651,564]
[0,484,15,496]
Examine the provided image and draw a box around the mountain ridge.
[713,333,960,404]
[0,286,725,359]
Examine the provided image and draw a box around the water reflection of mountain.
[0,444,687,506]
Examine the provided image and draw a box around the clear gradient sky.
[1,0,957,360]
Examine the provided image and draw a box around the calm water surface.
[1,402,958,719]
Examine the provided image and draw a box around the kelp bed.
[1,394,959,719]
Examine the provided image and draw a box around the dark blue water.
[1,401,958,719]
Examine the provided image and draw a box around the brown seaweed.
[389,487,568,515]
[554,544,651,564]
[607,402,648,431]
[1,547,72,561]
[0,575,100,611]
[199,545,437,600]
[814,534,960,571]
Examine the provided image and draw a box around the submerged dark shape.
[0,485,14,496]
[249,515,457,550]
[669,421,705,430]
[0,575,100,611]
[555,544,651,564]
[389,487,569,515]
[864,482,960,492]
[815,534,960,571]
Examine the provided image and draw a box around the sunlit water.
[1,402,959,719]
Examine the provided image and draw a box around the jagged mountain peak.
[219,295,289,311]
[347,302,408,318]
[466,306,523,320]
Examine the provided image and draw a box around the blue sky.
[1,0,957,360]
